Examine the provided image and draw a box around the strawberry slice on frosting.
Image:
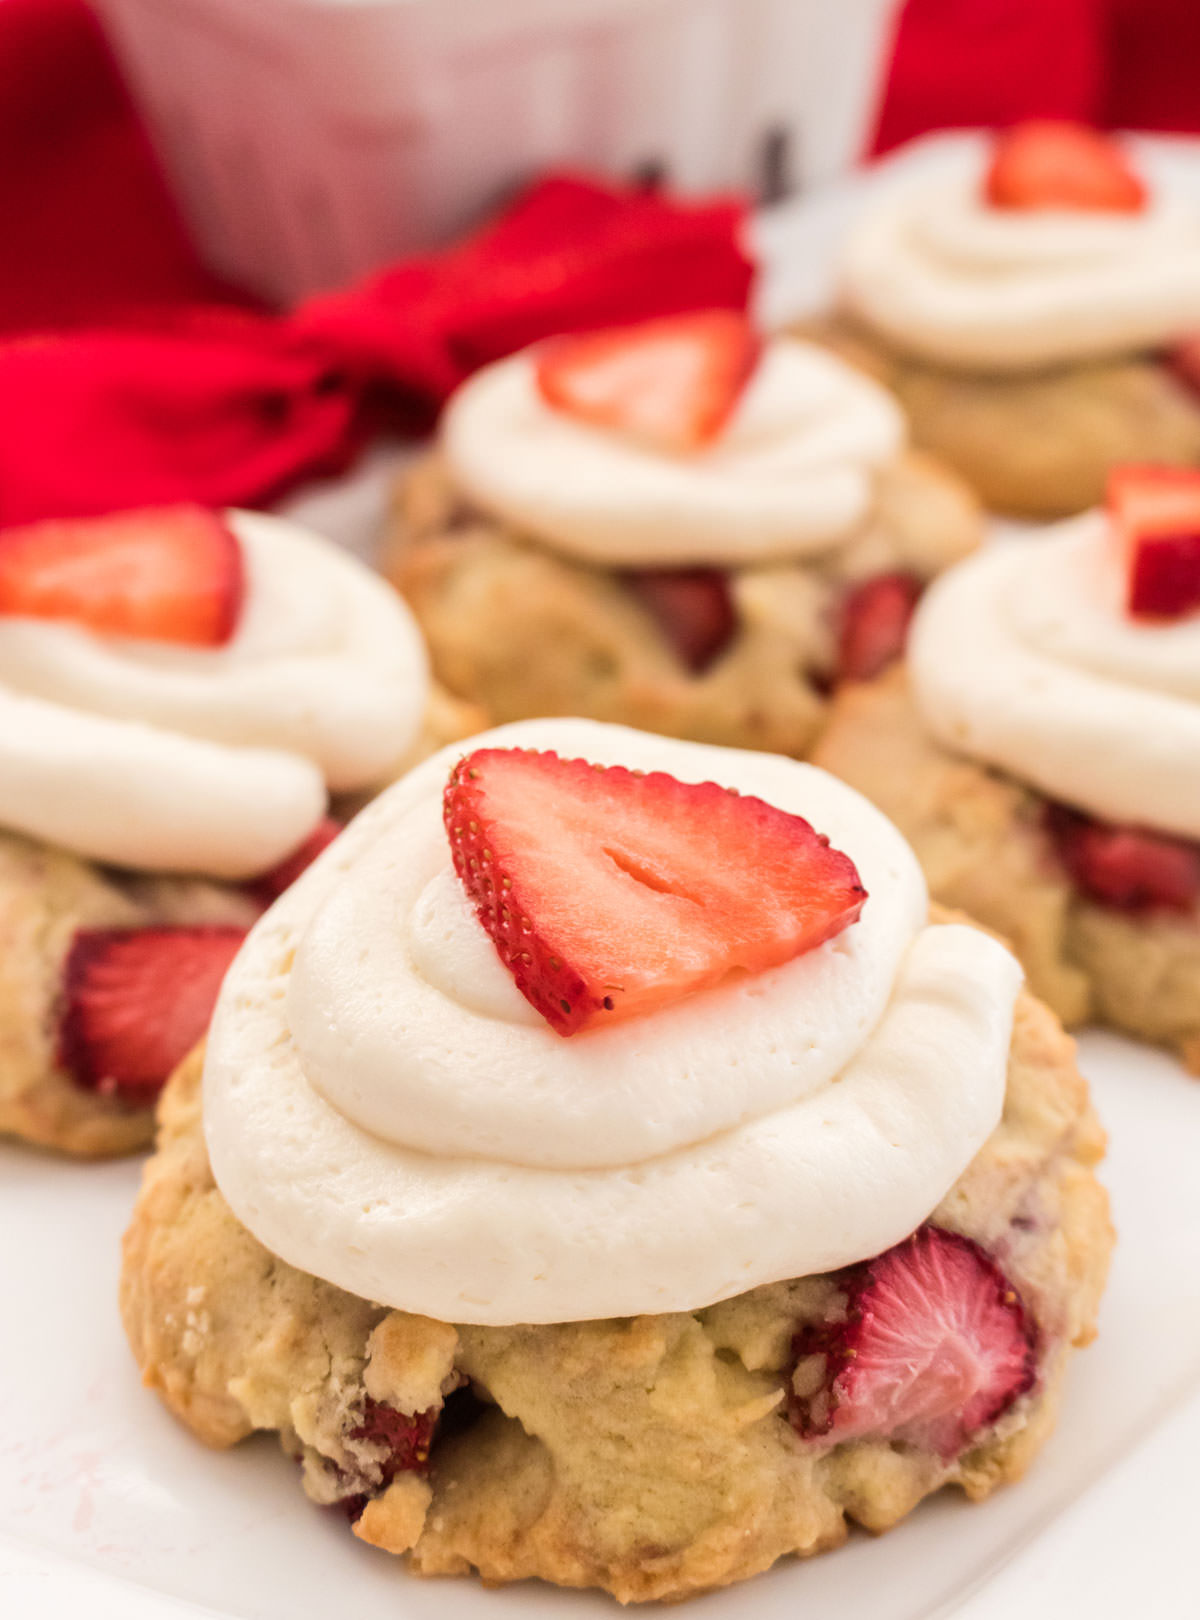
[0,504,244,646]
[535,310,762,453]
[443,745,866,1035]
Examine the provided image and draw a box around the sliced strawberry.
[535,310,761,452]
[625,567,735,672]
[349,1399,437,1481]
[836,572,922,685]
[1108,464,1200,619]
[248,816,342,907]
[1045,802,1200,912]
[0,504,244,646]
[337,1399,438,1520]
[985,121,1147,213]
[57,926,246,1106]
[444,748,866,1036]
[791,1226,1038,1460]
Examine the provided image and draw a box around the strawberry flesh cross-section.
[1108,464,1200,620]
[0,504,245,646]
[790,1226,1038,1460]
[535,310,762,453]
[836,572,923,685]
[624,567,736,672]
[984,121,1147,213]
[443,747,867,1036]
[1045,803,1200,913]
[58,925,247,1106]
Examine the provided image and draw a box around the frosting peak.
[204,719,1020,1325]
[841,158,1200,371]
[909,514,1200,836]
[0,511,430,877]
[442,337,906,567]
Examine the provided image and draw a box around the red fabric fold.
[0,178,753,526]
[0,0,242,334]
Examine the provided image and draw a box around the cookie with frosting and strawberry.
[385,311,981,760]
[815,464,1200,1068]
[820,122,1200,519]
[0,503,478,1156]
[121,717,1110,1603]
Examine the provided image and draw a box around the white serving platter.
[3,132,1200,1618]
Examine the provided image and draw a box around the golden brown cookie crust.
[799,315,1200,520]
[384,450,980,762]
[121,976,1111,1604]
[0,695,481,1159]
[813,668,1200,1069]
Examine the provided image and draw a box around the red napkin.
[0,177,753,527]
[0,1,752,526]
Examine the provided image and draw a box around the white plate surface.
[3,133,1200,1618]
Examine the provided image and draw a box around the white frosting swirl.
[204,719,1020,1325]
[841,158,1200,371]
[442,337,906,566]
[0,511,430,878]
[910,514,1200,837]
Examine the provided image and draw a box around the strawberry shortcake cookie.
[386,311,980,758]
[824,122,1200,518]
[122,718,1111,1603]
[0,504,473,1157]
[815,465,1200,1068]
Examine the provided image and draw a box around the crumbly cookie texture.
[385,451,979,761]
[0,693,482,1159]
[798,315,1200,521]
[813,668,1200,1071]
[120,968,1110,1604]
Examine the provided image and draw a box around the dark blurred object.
[0,176,753,525]
[873,0,1200,153]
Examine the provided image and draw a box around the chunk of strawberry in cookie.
[248,817,342,907]
[535,310,762,452]
[336,1399,439,1520]
[0,504,244,646]
[444,747,866,1036]
[349,1398,437,1482]
[58,926,246,1106]
[1045,803,1200,912]
[790,1226,1038,1460]
[1108,464,1200,619]
[985,121,1147,213]
[837,572,922,685]
[1169,334,1200,401]
[625,568,735,672]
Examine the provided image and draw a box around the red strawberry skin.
[625,568,735,672]
[349,1398,437,1481]
[985,121,1147,213]
[58,926,246,1106]
[0,504,244,646]
[836,572,922,685]
[535,310,762,452]
[1108,464,1200,619]
[247,816,342,907]
[791,1226,1038,1460]
[338,1399,438,1520]
[444,748,867,1036]
[1045,803,1200,913]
